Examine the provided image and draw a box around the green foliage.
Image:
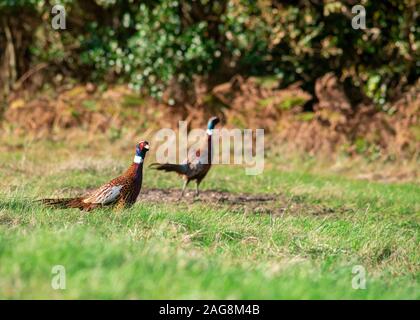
[82,100,97,111]
[278,96,308,110]
[297,112,316,122]
[1,0,418,103]
[125,2,217,97]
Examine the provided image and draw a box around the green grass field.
[0,138,418,299]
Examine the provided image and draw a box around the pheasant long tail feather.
[149,163,187,175]
[38,197,86,209]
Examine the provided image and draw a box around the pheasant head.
[134,140,150,164]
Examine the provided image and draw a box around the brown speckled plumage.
[150,117,220,197]
[40,141,150,211]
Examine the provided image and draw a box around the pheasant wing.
[186,145,209,179]
[82,183,123,205]
[186,161,205,178]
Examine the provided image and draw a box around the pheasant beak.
[144,144,150,150]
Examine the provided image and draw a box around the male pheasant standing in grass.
[40,141,150,211]
[150,116,220,197]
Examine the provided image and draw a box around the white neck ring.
[134,155,143,164]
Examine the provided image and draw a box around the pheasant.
[150,116,220,197]
[40,141,150,211]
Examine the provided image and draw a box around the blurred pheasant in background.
[40,141,150,211]
[150,116,220,197]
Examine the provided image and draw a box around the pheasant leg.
[180,179,188,199]
[195,181,200,197]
